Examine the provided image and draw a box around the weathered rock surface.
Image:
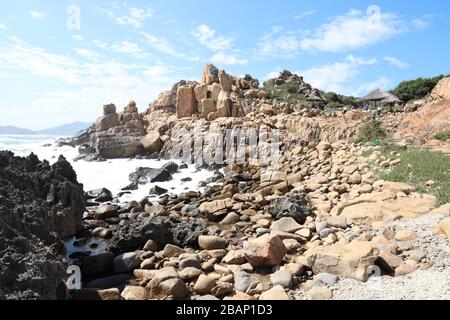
[0,151,85,299]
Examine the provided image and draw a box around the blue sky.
[0,0,449,129]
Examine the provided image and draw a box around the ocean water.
[0,134,214,202]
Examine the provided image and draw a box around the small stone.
[259,285,290,300]
[194,275,217,295]
[121,286,148,300]
[395,229,417,241]
[143,239,158,252]
[308,286,333,300]
[395,263,417,277]
[234,271,259,293]
[426,180,435,186]
[326,216,348,229]
[162,244,184,257]
[312,273,339,287]
[91,227,113,239]
[408,250,426,262]
[222,250,246,265]
[198,235,227,250]
[179,267,203,281]
[270,217,302,233]
[220,212,241,225]
[270,270,294,288]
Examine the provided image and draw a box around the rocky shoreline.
[1,65,449,300]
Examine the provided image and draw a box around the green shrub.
[354,120,386,143]
[434,130,450,141]
[391,75,446,102]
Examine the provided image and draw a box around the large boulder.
[176,85,197,118]
[140,131,163,154]
[218,70,234,92]
[243,234,287,267]
[201,64,219,85]
[108,216,207,254]
[0,152,85,299]
[304,240,379,281]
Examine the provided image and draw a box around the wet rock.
[81,252,114,277]
[113,252,141,273]
[84,274,132,290]
[86,188,113,202]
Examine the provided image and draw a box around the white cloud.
[300,8,405,52]
[411,18,430,30]
[0,36,176,129]
[74,48,102,59]
[299,55,381,95]
[293,10,316,20]
[30,11,45,19]
[110,41,147,57]
[0,23,7,30]
[383,56,409,69]
[258,26,301,58]
[193,24,234,52]
[140,32,178,56]
[353,77,392,97]
[73,34,84,41]
[101,5,154,28]
[211,52,248,66]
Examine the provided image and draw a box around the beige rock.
[140,131,163,154]
[340,196,436,225]
[121,286,148,300]
[201,98,217,118]
[259,285,290,300]
[243,234,287,267]
[436,218,450,239]
[270,217,302,233]
[198,235,227,250]
[194,275,217,295]
[178,267,203,281]
[394,229,417,241]
[304,240,379,281]
[194,84,208,103]
[218,70,233,92]
[308,286,333,300]
[201,64,219,85]
[176,85,197,118]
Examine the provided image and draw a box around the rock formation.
[0,151,85,299]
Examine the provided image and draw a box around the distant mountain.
[0,125,35,135]
[0,121,92,136]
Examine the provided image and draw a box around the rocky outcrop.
[108,216,207,254]
[0,151,85,299]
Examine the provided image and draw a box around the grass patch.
[354,120,386,144]
[434,130,450,141]
[365,143,450,205]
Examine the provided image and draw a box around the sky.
[0,0,449,130]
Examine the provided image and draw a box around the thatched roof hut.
[359,88,402,104]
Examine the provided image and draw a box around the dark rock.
[109,216,206,254]
[84,274,131,290]
[266,194,312,224]
[86,188,113,202]
[81,252,114,278]
[149,185,168,196]
[0,151,85,300]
